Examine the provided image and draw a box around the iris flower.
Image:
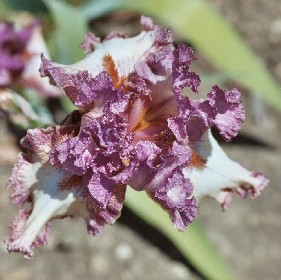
[5,16,268,258]
[0,14,60,97]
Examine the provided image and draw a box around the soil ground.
[0,1,281,280]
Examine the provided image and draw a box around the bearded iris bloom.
[0,14,61,97]
[5,16,268,258]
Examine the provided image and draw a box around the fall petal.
[148,172,198,230]
[184,130,269,208]
[208,86,245,141]
[85,184,126,235]
[6,164,79,258]
[7,153,40,207]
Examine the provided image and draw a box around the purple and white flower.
[0,14,61,97]
[5,16,268,258]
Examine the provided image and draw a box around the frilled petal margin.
[127,141,199,230]
[208,86,245,141]
[184,130,269,210]
[5,126,126,258]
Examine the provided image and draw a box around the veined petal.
[184,130,269,209]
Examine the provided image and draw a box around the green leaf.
[125,188,234,280]
[1,0,47,14]
[82,0,281,112]
[44,0,88,63]
[80,0,124,20]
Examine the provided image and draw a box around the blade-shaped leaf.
[1,0,47,14]
[125,188,235,280]
[44,0,88,63]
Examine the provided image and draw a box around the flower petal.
[5,164,79,258]
[85,184,126,235]
[5,209,51,259]
[19,18,62,98]
[208,85,245,141]
[80,32,101,53]
[7,153,40,207]
[184,130,269,209]
[148,171,198,231]
[172,43,201,94]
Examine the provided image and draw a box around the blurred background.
[0,0,281,279]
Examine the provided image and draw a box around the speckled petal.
[172,43,201,94]
[22,124,79,162]
[85,184,126,235]
[208,85,245,141]
[148,171,198,230]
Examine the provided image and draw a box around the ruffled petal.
[80,32,101,53]
[172,43,201,94]
[49,127,97,176]
[5,209,51,259]
[22,124,79,162]
[168,97,215,143]
[85,184,126,235]
[127,141,198,230]
[5,163,79,258]
[184,130,269,209]
[208,85,245,141]
[41,31,158,86]
[7,153,39,207]
[148,171,198,230]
